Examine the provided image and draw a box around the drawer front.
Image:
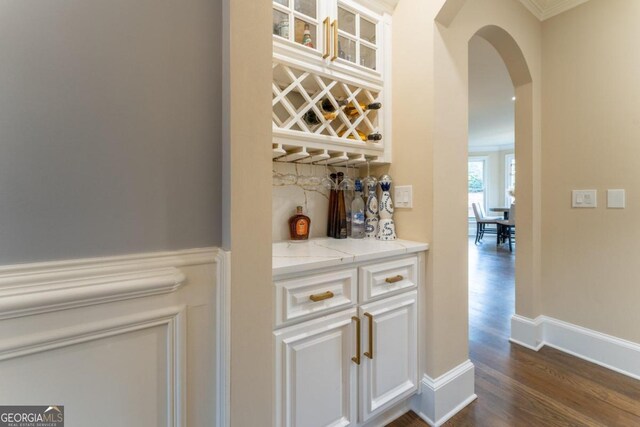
[275,268,357,327]
[359,256,418,303]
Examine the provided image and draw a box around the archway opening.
[467,24,534,357]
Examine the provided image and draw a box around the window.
[505,153,515,205]
[468,158,486,219]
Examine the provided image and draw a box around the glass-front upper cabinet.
[273,0,388,81]
[334,2,381,73]
[273,0,326,56]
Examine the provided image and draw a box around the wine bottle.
[344,102,381,117]
[339,129,382,142]
[327,173,337,237]
[303,98,347,126]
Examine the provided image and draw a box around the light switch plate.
[572,190,597,208]
[607,189,625,208]
[395,185,413,208]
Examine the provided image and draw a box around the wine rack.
[272,55,388,165]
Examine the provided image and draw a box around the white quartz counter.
[273,238,429,276]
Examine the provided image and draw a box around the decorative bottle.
[302,24,314,48]
[376,175,397,240]
[335,172,348,239]
[350,179,365,239]
[365,178,379,238]
[327,173,337,237]
[289,206,310,241]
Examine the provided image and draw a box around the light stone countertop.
[273,238,429,277]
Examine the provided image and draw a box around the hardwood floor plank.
[387,239,640,427]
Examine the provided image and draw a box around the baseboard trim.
[510,315,640,381]
[411,360,477,427]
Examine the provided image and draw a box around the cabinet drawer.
[359,256,418,303]
[275,268,357,327]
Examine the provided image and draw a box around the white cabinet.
[359,291,418,422]
[272,0,390,79]
[274,308,358,427]
[272,0,395,165]
[273,252,421,427]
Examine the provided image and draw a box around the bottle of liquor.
[289,206,310,241]
[302,24,314,48]
[327,173,337,237]
[339,129,383,142]
[350,179,365,239]
[344,102,381,117]
[335,173,348,239]
[303,98,347,126]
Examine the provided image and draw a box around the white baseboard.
[510,314,544,350]
[510,315,640,381]
[411,360,477,427]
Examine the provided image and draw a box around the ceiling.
[518,0,590,20]
[468,35,514,151]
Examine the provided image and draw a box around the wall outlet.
[395,185,413,208]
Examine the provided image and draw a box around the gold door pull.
[323,17,330,59]
[309,291,334,302]
[364,312,374,359]
[331,20,338,61]
[352,316,361,365]
[385,275,404,284]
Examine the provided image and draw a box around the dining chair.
[496,203,516,252]
[472,203,498,245]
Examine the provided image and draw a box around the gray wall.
[0,0,222,264]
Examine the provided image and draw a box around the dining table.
[490,207,510,220]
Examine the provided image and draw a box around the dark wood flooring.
[387,238,640,426]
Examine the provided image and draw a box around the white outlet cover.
[607,189,625,208]
[572,190,597,208]
[394,185,413,208]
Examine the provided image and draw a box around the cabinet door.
[358,291,418,423]
[329,0,383,75]
[273,0,328,58]
[274,308,358,427]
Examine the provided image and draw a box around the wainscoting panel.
[0,248,227,427]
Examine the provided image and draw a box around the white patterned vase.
[376,175,397,240]
[365,178,379,238]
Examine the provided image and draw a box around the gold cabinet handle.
[385,275,404,284]
[323,17,330,59]
[309,291,334,302]
[351,316,361,365]
[364,312,373,359]
[331,20,338,61]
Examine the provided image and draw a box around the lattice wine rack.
[272,58,387,165]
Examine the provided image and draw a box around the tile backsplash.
[273,162,352,242]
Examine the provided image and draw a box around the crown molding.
[518,0,590,21]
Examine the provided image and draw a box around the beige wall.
[541,0,640,343]
[226,0,274,426]
[388,0,542,377]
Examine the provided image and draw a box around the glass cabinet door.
[335,3,380,72]
[273,0,323,55]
